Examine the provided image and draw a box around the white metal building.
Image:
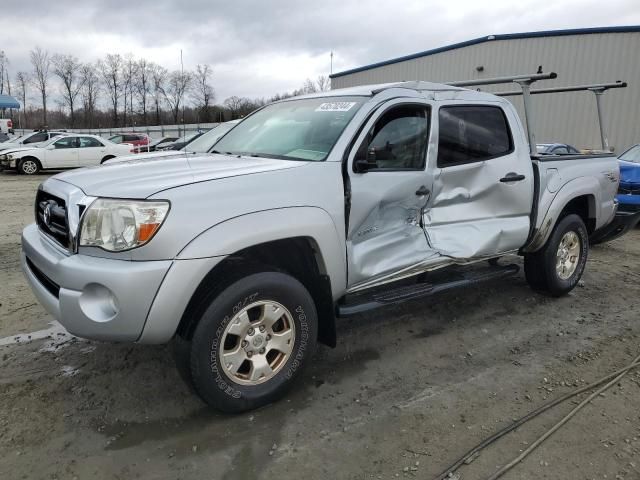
[330,26,640,152]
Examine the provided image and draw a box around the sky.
[1,0,639,104]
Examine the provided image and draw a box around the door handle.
[499,174,526,183]
[415,185,431,196]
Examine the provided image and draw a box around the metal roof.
[0,94,20,109]
[330,25,640,79]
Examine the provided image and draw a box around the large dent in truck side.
[424,157,531,259]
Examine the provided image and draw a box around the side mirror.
[354,145,376,173]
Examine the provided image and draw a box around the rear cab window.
[437,105,513,168]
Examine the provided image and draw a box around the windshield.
[213,96,366,161]
[184,122,238,153]
[620,145,640,163]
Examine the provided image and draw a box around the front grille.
[35,190,70,249]
[26,257,60,298]
[618,184,640,195]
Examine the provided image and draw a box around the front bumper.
[21,223,172,341]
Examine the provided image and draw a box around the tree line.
[0,48,331,130]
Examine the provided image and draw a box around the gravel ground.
[0,172,639,480]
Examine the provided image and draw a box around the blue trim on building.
[330,25,640,79]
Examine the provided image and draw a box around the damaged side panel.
[424,158,531,258]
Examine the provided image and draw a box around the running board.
[336,264,520,317]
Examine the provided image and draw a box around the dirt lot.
[1,172,639,480]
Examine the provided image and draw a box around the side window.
[25,133,47,144]
[553,146,569,154]
[79,137,103,148]
[53,137,77,149]
[356,105,429,170]
[124,134,139,142]
[437,106,513,167]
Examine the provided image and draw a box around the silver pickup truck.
[21,81,622,412]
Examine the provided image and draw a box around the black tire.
[100,156,115,164]
[18,157,41,175]
[178,271,318,413]
[524,214,589,296]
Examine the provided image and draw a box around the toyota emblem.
[43,203,52,227]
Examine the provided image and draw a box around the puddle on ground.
[96,346,382,478]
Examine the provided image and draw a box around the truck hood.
[52,153,307,198]
[104,149,190,164]
[618,160,640,186]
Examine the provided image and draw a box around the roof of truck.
[295,81,503,103]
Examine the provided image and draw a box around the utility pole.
[330,51,333,75]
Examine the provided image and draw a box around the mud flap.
[589,210,640,245]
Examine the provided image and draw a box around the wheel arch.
[526,177,600,252]
[175,236,337,347]
[168,207,347,347]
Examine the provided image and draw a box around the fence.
[14,123,221,140]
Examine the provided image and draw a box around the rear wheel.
[176,271,318,413]
[524,214,588,296]
[18,157,41,175]
[100,155,115,164]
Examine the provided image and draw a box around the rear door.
[346,99,438,290]
[78,136,107,166]
[43,136,79,168]
[423,103,533,258]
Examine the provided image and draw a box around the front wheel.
[524,214,589,296]
[177,271,318,413]
[18,157,41,175]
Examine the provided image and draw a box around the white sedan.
[0,134,133,175]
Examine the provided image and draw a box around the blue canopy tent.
[0,94,20,109]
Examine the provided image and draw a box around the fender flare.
[177,206,347,298]
[526,177,599,252]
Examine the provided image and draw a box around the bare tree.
[52,54,83,127]
[302,78,318,94]
[15,72,28,128]
[150,64,167,126]
[30,47,51,125]
[160,69,192,124]
[98,53,123,126]
[316,75,331,92]
[224,96,247,119]
[122,54,136,127]
[135,59,153,125]
[193,64,214,122]
[80,63,100,128]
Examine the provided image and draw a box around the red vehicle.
[108,132,150,147]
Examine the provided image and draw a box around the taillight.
[7,120,12,128]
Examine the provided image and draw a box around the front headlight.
[0,154,7,161]
[79,198,170,252]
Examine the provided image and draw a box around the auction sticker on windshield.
[315,102,357,112]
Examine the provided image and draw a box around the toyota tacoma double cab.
[22,81,622,412]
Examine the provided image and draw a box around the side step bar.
[337,264,520,317]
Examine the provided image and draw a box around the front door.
[424,103,533,258]
[346,100,438,291]
[44,136,79,168]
